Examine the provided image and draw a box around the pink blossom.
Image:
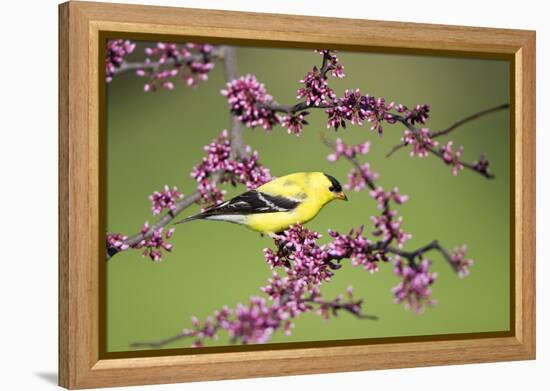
[316,50,345,79]
[297,66,336,107]
[326,138,370,162]
[396,103,431,125]
[449,245,474,278]
[138,42,215,92]
[369,187,409,210]
[191,130,272,206]
[371,213,412,248]
[279,112,310,136]
[402,128,439,157]
[106,233,129,252]
[106,39,136,83]
[369,187,411,248]
[326,92,397,133]
[264,224,333,284]
[440,141,465,176]
[392,257,437,313]
[221,75,279,131]
[326,89,366,129]
[345,163,379,192]
[228,297,280,344]
[327,227,385,273]
[133,223,175,262]
[149,185,183,215]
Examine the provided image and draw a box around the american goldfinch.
[175,172,347,235]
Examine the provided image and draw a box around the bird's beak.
[335,191,348,201]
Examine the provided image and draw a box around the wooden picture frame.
[58,1,536,389]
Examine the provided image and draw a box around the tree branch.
[257,101,332,114]
[386,240,452,268]
[430,103,510,138]
[131,329,200,349]
[112,46,225,76]
[385,103,509,158]
[107,45,243,260]
[108,191,202,257]
[221,46,245,158]
[303,297,379,320]
[427,146,495,179]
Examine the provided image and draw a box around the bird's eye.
[329,186,334,192]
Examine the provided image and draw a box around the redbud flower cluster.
[132,222,175,262]
[295,50,344,106]
[440,141,465,176]
[297,66,337,107]
[345,164,379,192]
[149,185,183,215]
[222,75,314,136]
[326,138,370,162]
[449,245,475,278]
[326,90,398,133]
[106,233,130,252]
[392,257,437,313]
[221,74,279,131]
[370,187,411,248]
[183,298,282,347]
[402,128,439,157]
[137,42,215,92]
[328,227,386,273]
[106,39,136,83]
[395,103,431,125]
[191,130,272,206]
[279,112,310,136]
[222,51,430,137]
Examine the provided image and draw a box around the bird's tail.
[173,213,204,225]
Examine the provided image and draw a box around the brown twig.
[303,297,379,320]
[386,103,509,159]
[427,146,494,179]
[130,329,201,349]
[386,240,452,268]
[112,46,225,76]
[257,101,332,114]
[430,103,510,138]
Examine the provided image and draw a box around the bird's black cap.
[324,173,343,192]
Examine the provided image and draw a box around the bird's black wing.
[201,190,300,217]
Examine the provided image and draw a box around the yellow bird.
[174,172,348,235]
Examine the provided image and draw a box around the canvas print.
[104,39,510,352]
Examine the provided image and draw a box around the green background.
[106,44,510,352]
